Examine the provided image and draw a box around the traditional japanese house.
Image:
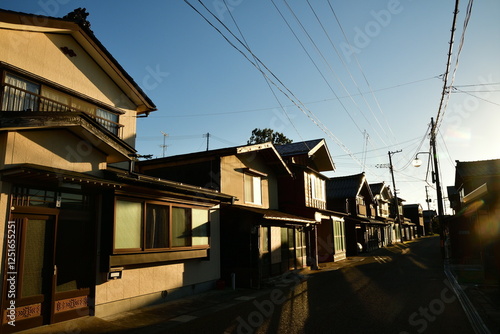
[0,8,232,332]
[137,142,316,288]
[275,139,346,264]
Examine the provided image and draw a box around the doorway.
[2,213,56,332]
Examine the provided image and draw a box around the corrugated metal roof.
[326,173,365,199]
[275,139,323,156]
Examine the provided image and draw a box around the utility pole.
[430,117,446,258]
[160,131,168,157]
[388,150,403,242]
[425,186,431,211]
[203,132,210,151]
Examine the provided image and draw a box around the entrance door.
[2,213,57,332]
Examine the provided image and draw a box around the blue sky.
[2,0,499,209]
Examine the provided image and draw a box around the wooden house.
[137,142,317,288]
[0,8,233,331]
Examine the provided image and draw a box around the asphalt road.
[170,236,474,334]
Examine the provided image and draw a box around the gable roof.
[326,172,367,199]
[0,8,156,113]
[138,142,292,176]
[275,139,335,172]
[369,182,384,195]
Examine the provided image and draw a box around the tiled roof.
[275,139,323,156]
[456,159,500,178]
[369,182,384,195]
[326,173,365,199]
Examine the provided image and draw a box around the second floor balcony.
[1,83,124,138]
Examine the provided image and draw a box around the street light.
[412,157,423,167]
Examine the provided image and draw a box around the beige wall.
[220,154,280,209]
[0,29,138,147]
[1,130,107,173]
[94,208,221,317]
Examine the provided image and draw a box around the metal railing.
[1,84,123,137]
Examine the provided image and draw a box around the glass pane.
[261,226,269,253]
[96,108,119,135]
[3,73,40,111]
[56,216,92,292]
[253,176,262,205]
[115,200,142,249]
[244,174,253,203]
[22,219,47,297]
[146,204,169,249]
[172,207,190,247]
[192,208,209,246]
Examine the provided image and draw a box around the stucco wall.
[221,154,280,209]
[0,29,138,147]
[94,208,221,317]
[1,130,107,173]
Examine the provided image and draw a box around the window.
[309,174,325,201]
[146,204,169,249]
[114,198,210,253]
[192,208,209,246]
[333,220,345,252]
[96,108,120,135]
[2,73,121,136]
[244,174,262,205]
[2,73,40,111]
[172,207,191,247]
[115,200,142,250]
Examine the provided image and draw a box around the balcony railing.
[1,84,123,137]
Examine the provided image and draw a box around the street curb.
[444,261,491,334]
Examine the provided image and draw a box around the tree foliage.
[247,128,293,145]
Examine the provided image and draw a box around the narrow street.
[170,236,474,334]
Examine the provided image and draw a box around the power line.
[451,87,500,107]
[143,75,440,118]
[271,0,364,135]
[433,0,461,134]
[221,0,308,146]
[327,0,399,146]
[184,0,364,168]
[435,0,474,133]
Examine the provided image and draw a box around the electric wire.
[271,0,364,136]
[435,0,474,133]
[433,0,461,135]
[451,87,500,107]
[221,0,309,147]
[305,0,392,147]
[184,0,364,167]
[328,0,398,145]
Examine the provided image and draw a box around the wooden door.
[2,213,57,333]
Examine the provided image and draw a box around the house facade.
[403,204,425,237]
[327,173,388,255]
[275,140,346,264]
[0,9,233,332]
[370,182,397,246]
[137,142,316,288]
[448,159,500,283]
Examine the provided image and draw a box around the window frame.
[309,173,326,201]
[113,197,211,254]
[244,173,263,205]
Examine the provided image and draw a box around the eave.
[0,9,156,114]
[0,111,136,164]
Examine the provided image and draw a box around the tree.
[247,128,293,145]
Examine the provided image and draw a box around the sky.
[2,0,499,211]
